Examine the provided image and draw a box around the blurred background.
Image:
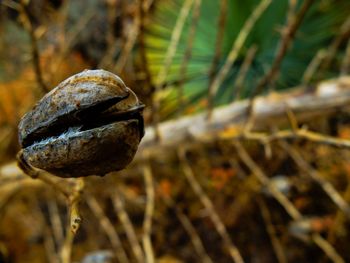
[0,0,350,262]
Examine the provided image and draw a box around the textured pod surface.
[18,69,144,178]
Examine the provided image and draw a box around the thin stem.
[19,0,49,93]
[249,0,314,100]
[86,193,129,263]
[207,0,272,118]
[178,147,245,263]
[112,190,144,263]
[142,164,155,263]
[178,0,202,116]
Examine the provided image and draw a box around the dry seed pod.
[18,69,144,178]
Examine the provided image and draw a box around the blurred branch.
[162,194,213,263]
[86,193,129,263]
[207,0,272,117]
[47,199,64,250]
[250,0,314,98]
[257,197,287,263]
[19,0,49,93]
[112,190,144,263]
[137,0,153,93]
[318,17,350,75]
[178,147,245,263]
[279,141,350,218]
[302,50,327,85]
[232,45,258,101]
[138,76,350,158]
[207,0,228,102]
[142,164,155,263]
[233,141,344,263]
[178,0,202,115]
[341,39,350,76]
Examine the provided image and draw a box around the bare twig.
[232,45,258,101]
[112,191,144,263]
[48,199,65,249]
[279,141,350,219]
[44,227,60,263]
[60,223,74,263]
[178,147,245,263]
[137,76,350,157]
[233,141,344,263]
[178,0,202,115]
[207,0,228,103]
[19,0,49,93]
[137,0,153,91]
[16,150,71,198]
[60,178,84,263]
[258,198,287,263]
[86,193,129,263]
[207,0,272,117]
[241,129,350,150]
[319,17,350,74]
[162,195,213,263]
[98,0,120,69]
[142,164,155,263]
[69,178,84,234]
[233,141,300,219]
[250,0,314,99]
[341,39,350,76]
[302,50,327,85]
[114,6,140,73]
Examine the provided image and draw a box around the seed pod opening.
[18,69,144,178]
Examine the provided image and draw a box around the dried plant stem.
[178,147,245,263]
[19,0,48,93]
[258,198,287,263]
[16,150,71,198]
[233,141,344,263]
[326,179,350,244]
[114,10,140,73]
[98,0,120,69]
[142,164,155,263]
[302,50,327,85]
[341,39,350,76]
[44,227,59,263]
[112,191,144,263]
[152,0,194,138]
[319,17,350,74]
[48,200,65,248]
[279,141,350,218]
[60,224,74,263]
[233,141,300,218]
[86,194,129,263]
[232,45,258,101]
[138,0,154,96]
[35,198,60,263]
[162,195,213,263]
[178,0,202,115]
[52,8,95,77]
[60,178,84,263]
[250,0,314,99]
[207,0,272,117]
[241,129,350,150]
[207,0,228,98]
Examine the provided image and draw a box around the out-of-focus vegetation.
[0,0,350,262]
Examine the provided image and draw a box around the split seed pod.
[18,69,144,178]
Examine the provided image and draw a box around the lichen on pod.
[18,69,145,178]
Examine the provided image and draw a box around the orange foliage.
[210,167,236,190]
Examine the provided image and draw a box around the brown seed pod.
[18,69,144,178]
